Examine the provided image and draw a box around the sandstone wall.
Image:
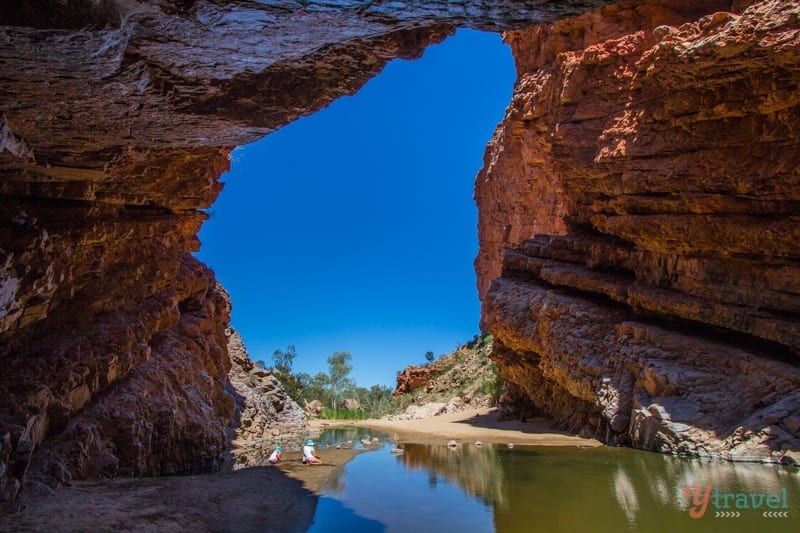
[478,0,800,461]
[0,0,620,506]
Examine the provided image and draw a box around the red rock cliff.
[478,0,800,461]
[2,0,799,507]
[0,0,622,506]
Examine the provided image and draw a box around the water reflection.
[612,467,639,525]
[313,426,383,450]
[311,430,799,532]
[395,443,507,509]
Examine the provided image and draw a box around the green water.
[307,428,799,532]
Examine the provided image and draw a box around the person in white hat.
[302,439,322,465]
[268,445,282,465]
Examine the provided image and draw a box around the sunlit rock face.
[0,0,623,505]
[479,0,800,461]
[225,325,308,455]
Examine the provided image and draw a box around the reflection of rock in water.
[609,451,800,520]
[397,443,506,508]
[317,427,387,448]
[490,447,799,533]
[612,468,639,526]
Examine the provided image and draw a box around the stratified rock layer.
[2,0,800,507]
[0,0,622,505]
[479,0,800,461]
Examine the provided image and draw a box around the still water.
[307,428,799,533]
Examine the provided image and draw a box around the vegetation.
[477,360,504,404]
[266,346,393,419]
[326,351,355,412]
[266,333,500,420]
[272,345,296,375]
[319,407,366,420]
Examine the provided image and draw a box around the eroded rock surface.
[391,335,498,418]
[225,326,307,457]
[479,0,800,461]
[0,0,624,506]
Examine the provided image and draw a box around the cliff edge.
[478,0,800,462]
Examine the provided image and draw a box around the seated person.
[268,445,282,464]
[302,439,322,465]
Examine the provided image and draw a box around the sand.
[311,407,602,447]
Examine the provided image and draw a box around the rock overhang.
[1,0,799,508]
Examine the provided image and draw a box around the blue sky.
[196,29,514,387]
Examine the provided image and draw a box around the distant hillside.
[390,335,502,418]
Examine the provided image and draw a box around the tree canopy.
[272,344,296,375]
[268,347,393,419]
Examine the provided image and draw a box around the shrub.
[319,407,366,420]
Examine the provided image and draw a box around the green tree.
[272,344,297,375]
[327,351,354,412]
[302,372,330,405]
[363,384,393,417]
[425,351,435,364]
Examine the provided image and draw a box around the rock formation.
[225,327,307,457]
[392,334,499,414]
[393,365,440,397]
[303,399,324,417]
[0,0,621,506]
[342,398,362,411]
[478,0,800,462]
[0,0,798,508]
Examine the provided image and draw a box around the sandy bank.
[275,448,362,494]
[5,449,359,532]
[311,407,602,447]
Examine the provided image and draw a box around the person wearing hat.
[268,445,282,465]
[302,439,322,465]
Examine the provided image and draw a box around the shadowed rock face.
[1,0,798,508]
[479,0,800,461]
[0,0,621,506]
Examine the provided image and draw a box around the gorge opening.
[195,29,515,387]
[2,1,799,522]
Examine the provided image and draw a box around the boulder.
[342,398,361,411]
[405,402,447,419]
[304,400,324,416]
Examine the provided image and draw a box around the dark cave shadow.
[221,376,248,470]
[453,410,578,437]
[7,466,320,533]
